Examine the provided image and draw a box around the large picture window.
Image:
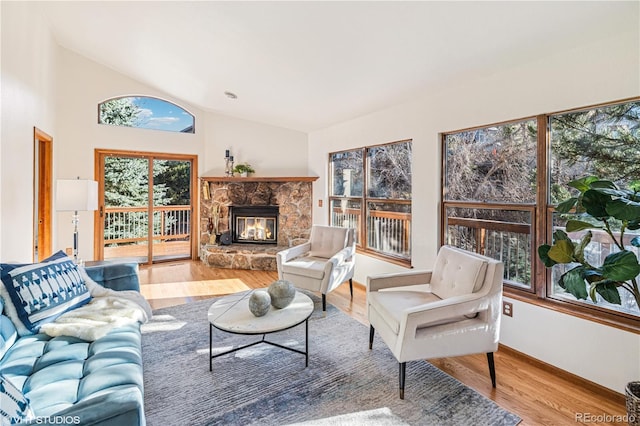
[330,140,412,265]
[442,98,640,330]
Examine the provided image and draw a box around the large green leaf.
[568,176,599,193]
[589,180,617,190]
[548,240,575,263]
[552,229,570,242]
[561,267,589,300]
[538,245,557,267]
[556,197,578,214]
[628,219,640,231]
[566,220,601,232]
[601,251,640,281]
[573,231,592,264]
[593,281,622,305]
[605,198,640,221]
[581,189,611,219]
[592,187,634,198]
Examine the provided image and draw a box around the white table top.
[208,290,314,334]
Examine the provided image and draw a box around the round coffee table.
[208,290,314,371]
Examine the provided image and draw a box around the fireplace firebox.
[230,205,279,244]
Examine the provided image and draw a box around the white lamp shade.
[56,179,98,212]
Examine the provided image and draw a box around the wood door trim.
[34,128,53,261]
[94,149,198,262]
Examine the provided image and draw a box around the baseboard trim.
[498,344,625,405]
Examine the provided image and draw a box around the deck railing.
[103,205,191,246]
[445,217,532,288]
[446,216,640,294]
[331,207,411,260]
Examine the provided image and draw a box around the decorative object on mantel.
[248,290,271,317]
[224,149,235,177]
[268,280,296,309]
[233,163,255,177]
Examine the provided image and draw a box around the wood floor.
[138,260,627,426]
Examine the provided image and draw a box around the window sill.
[355,247,412,268]
[504,288,640,334]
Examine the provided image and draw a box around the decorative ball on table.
[267,280,296,309]
[248,290,271,317]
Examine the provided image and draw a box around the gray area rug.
[142,294,521,426]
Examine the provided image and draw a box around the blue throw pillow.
[0,252,91,335]
[0,375,34,424]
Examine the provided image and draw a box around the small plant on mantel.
[233,163,255,177]
[538,176,640,311]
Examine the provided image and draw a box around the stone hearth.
[199,176,317,270]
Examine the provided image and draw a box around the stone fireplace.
[199,176,317,270]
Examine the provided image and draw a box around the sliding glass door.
[95,150,197,264]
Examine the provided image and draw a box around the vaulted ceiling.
[39,1,638,132]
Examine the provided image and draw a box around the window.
[329,140,412,265]
[548,101,640,318]
[443,119,537,291]
[98,96,195,133]
[442,99,640,330]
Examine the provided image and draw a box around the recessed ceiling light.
[224,91,238,99]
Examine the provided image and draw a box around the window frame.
[440,98,640,334]
[329,139,412,267]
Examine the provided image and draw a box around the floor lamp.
[56,178,98,264]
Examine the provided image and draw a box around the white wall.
[202,113,307,177]
[309,31,640,393]
[55,49,207,262]
[0,2,58,262]
[1,1,309,263]
[55,49,309,261]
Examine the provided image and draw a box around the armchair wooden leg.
[369,325,374,349]
[399,362,406,399]
[322,294,326,311]
[487,352,496,388]
[349,278,353,299]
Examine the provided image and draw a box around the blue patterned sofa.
[0,259,145,426]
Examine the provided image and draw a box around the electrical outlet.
[318,199,323,207]
[503,301,513,317]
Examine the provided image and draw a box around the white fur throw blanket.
[40,271,152,341]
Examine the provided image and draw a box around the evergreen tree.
[99,97,142,127]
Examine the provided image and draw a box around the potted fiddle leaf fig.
[538,176,640,422]
[538,176,640,309]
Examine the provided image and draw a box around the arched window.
[98,96,195,133]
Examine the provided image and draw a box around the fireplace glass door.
[231,206,278,244]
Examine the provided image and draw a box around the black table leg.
[209,323,213,372]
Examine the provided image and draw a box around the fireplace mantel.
[201,176,318,183]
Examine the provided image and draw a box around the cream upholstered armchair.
[277,225,356,311]
[367,245,504,399]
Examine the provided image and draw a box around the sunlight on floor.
[140,279,251,300]
[141,314,187,333]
